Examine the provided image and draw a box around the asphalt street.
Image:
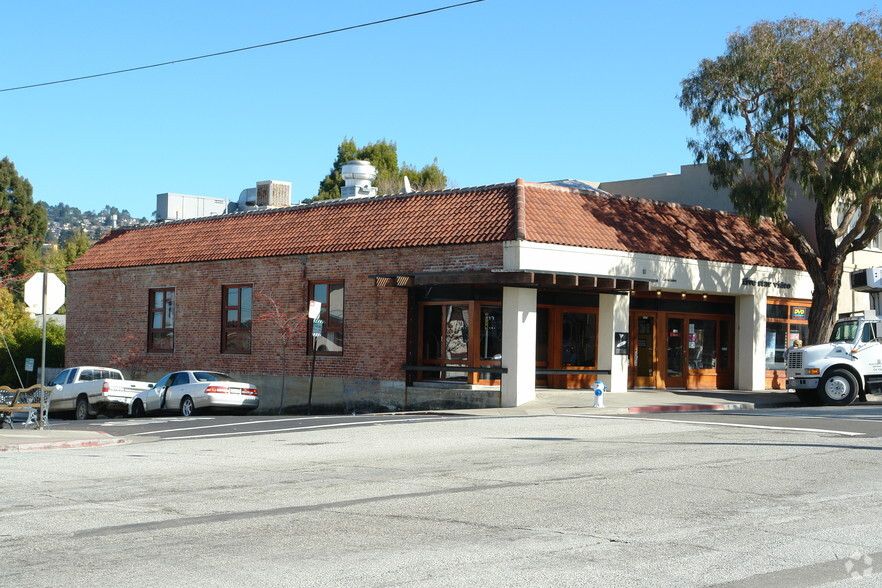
[44,403,882,441]
[4,407,882,587]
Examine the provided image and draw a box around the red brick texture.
[66,242,504,384]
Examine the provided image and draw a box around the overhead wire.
[0,0,486,93]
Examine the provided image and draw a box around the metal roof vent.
[341,160,378,198]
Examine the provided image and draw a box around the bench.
[0,385,52,429]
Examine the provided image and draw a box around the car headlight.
[806,368,820,375]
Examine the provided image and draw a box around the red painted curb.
[0,437,128,452]
[628,403,751,413]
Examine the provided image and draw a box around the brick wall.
[66,242,504,410]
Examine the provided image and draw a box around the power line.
[0,1,486,93]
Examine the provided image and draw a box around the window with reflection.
[222,285,252,354]
[148,288,175,352]
[309,282,344,355]
[688,319,717,369]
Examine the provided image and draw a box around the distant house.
[66,167,814,412]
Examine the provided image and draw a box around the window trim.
[148,287,175,353]
[221,284,253,355]
[308,281,344,356]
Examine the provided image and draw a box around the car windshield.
[830,320,861,343]
[193,372,233,382]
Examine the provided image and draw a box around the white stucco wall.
[504,240,813,392]
[504,241,813,300]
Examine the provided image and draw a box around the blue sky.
[4,0,878,219]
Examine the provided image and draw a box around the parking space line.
[563,414,865,436]
[135,417,446,439]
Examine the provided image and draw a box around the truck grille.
[787,350,803,370]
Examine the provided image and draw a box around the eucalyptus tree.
[680,12,882,342]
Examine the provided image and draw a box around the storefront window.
[766,300,810,371]
[479,306,502,360]
[719,321,731,370]
[421,303,470,380]
[444,305,470,362]
[688,319,717,369]
[561,312,597,367]
[536,308,549,364]
[667,318,684,378]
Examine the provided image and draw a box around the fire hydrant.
[593,381,606,408]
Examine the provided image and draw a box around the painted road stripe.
[564,414,865,436]
[134,417,446,439]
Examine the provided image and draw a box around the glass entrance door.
[665,317,686,388]
[631,314,656,388]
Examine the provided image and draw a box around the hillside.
[42,202,149,244]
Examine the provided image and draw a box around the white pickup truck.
[47,366,154,420]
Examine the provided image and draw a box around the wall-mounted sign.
[741,277,792,289]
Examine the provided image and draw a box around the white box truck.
[786,268,882,405]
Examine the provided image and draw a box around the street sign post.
[23,271,65,430]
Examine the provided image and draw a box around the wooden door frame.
[629,311,660,388]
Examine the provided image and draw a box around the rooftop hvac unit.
[256,181,291,207]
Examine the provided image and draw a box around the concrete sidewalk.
[424,388,805,416]
[0,429,128,452]
[0,388,810,452]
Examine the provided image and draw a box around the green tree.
[315,139,447,200]
[58,229,92,275]
[679,12,882,343]
[0,290,64,388]
[1,158,47,286]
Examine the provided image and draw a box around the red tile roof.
[68,180,806,271]
[521,181,805,270]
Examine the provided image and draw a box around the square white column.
[736,293,767,390]
[501,287,537,407]
[597,293,630,392]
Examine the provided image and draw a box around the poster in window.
[615,332,629,355]
[791,306,808,320]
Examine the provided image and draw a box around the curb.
[0,436,128,453]
[628,403,755,413]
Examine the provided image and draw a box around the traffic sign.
[24,272,66,315]
[312,319,323,338]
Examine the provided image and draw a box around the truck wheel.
[180,396,195,417]
[131,400,146,418]
[818,369,859,406]
[75,396,90,420]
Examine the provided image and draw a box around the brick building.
[66,175,811,413]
